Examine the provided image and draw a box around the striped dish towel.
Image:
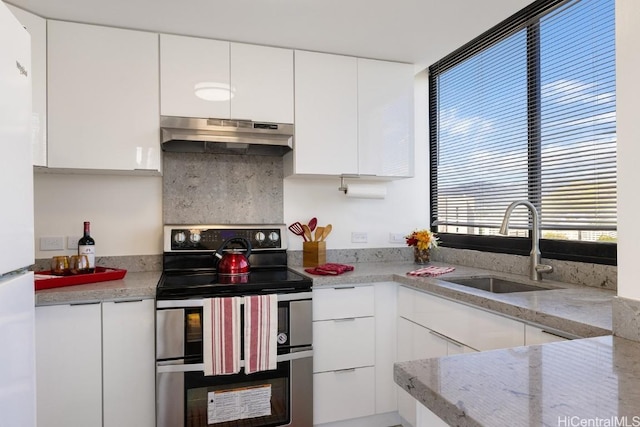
[244,294,278,374]
[203,297,242,376]
[407,266,456,277]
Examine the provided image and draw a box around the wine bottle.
[78,221,96,273]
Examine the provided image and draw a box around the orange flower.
[405,229,439,251]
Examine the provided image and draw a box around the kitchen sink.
[444,276,554,293]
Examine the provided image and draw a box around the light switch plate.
[40,236,64,251]
[389,232,405,243]
[351,232,368,243]
[67,236,80,250]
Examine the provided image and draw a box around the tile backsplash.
[163,152,284,224]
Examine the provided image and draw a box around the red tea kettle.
[214,237,252,276]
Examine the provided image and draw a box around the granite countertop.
[37,261,615,340]
[35,260,630,426]
[394,335,640,427]
[35,270,160,306]
[291,261,614,338]
[295,262,631,426]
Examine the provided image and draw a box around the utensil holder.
[303,241,326,268]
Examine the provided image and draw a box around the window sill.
[437,233,616,266]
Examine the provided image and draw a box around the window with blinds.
[430,0,616,245]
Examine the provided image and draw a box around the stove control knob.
[174,231,187,244]
[268,231,280,242]
[255,232,266,243]
[189,232,201,243]
[277,333,288,345]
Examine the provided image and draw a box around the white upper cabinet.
[290,50,359,176]
[287,50,414,178]
[7,5,47,167]
[358,58,414,178]
[230,43,294,123]
[160,34,230,119]
[160,35,294,123]
[47,21,160,172]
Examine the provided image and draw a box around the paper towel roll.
[345,183,387,199]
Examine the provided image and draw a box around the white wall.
[616,0,640,300]
[33,173,162,258]
[283,68,430,251]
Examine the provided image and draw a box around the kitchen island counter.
[394,335,639,427]
[35,270,160,306]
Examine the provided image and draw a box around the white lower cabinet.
[416,403,449,427]
[397,285,529,426]
[313,286,375,425]
[35,299,155,427]
[36,303,103,427]
[397,316,475,426]
[313,283,398,426]
[314,366,376,424]
[102,300,155,427]
[314,317,375,373]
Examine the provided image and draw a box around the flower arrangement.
[405,229,439,251]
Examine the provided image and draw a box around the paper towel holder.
[338,175,363,193]
[338,176,349,194]
[338,175,387,199]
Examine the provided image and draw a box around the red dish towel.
[305,263,355,276]
[244,295,278,374]
[203,297,241,376]
[407,266,456,277]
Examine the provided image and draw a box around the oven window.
[184,363,290,427]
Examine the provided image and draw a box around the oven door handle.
[156,292,312,309]
[157,349,314,373]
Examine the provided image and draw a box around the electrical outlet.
[389,232,405,243]
[40,236,64,251]
[351,232,368,243]
[67,236,81,250]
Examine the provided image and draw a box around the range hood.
[160,116,294,156]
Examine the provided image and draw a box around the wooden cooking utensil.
[320,224,332,241]
[314,226,325,242]
[302,224,313,242]
[288,222,307,241]
[308,217,318,232]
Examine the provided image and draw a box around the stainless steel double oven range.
[156,224,313,427]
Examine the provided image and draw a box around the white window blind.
[430,0,616,242]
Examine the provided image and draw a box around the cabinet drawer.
[313,366,375,425]
[313,316,375,372]
[400,286,524,351]
[312,285,374,320]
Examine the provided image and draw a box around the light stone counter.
[394,335,640,427]
[291,261,613,338]
[35,270,160,306]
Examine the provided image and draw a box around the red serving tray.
[34,267,127,291]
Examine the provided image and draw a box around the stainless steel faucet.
[499,200,553,281]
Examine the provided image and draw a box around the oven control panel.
[165,225,286,251]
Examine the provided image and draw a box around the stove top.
[157,268,312,299]
[158,224,311,299]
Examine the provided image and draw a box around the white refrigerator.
[0,1,36,426]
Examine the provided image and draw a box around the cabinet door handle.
[334,318,356,322]
[429,330,466,348]
[114,299,143,304]
[70,301,100,306]
[334,368,356,374]
[333,286,355,290]
[538,329,568,339]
